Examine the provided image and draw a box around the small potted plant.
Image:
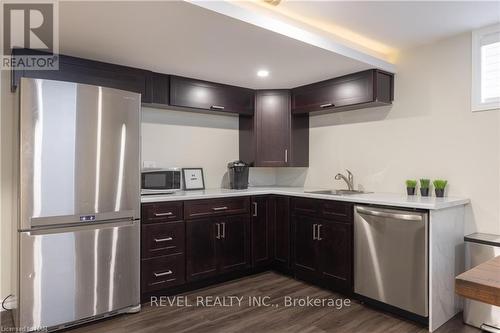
[405,180,417,195]
[420,179,430,196]
[433,179,448,197]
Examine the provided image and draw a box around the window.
[472,24,500,112]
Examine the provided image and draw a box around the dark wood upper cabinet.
[11,48,151,102]
[170,75,254,115]
[148,72,170,105]
[255,90,290,167]
[292,69,394,114]
[239,90,309,167]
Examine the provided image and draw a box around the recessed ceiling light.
[257,69,269,77]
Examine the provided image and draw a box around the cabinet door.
[12,50,149,101]
[318,220,353,291]
[273,196,290,270]
[293,214,319,281]
[149,72,169,105]
[170,76,253,114]
[186,218,218,281]
[251,196,272,267]
[255,90,290,167]
[292,70,374,113]
[218,214,251,274]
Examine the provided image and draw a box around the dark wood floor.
[1,272,479,333]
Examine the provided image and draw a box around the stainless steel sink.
[305,189,370,195]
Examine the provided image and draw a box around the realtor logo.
[1,1,58,70]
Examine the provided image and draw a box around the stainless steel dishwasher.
[354,205,428,318]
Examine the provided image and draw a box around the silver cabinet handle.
[154,212,173,217]
[252,202,258,217]
[210,105,225,110]
[212,206,228,211]
[154,270,172,277]
[317,224,323,240]
[221,222,226,239]
[320,103,334,108]
[356,207,423,221]
[284,149,288,164]
[154,237,173,243]
[312,224,317,240]
[216,223,221,239]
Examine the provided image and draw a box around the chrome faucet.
[335,169,354,190]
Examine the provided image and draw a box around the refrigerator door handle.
[26,219,139,235]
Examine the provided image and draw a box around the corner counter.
[141,186,469,210]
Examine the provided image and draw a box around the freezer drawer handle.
[320,103,335,108]
[210,105,225,110]
[154,237,173,243]
[154,212,173,217]
[154,270,173,278]
[212,206,228,211]
[356,207,423,221]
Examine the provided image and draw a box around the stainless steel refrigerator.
[14,78,141,331]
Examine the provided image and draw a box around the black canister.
[227,160,249,190]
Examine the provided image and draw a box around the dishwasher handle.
[356,206,423,221]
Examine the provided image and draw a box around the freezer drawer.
[354,205,428,317]
[18,220,140,330]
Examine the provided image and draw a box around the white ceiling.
[57,1,499,89]
[58,1,372,89]
[274,1,500,52]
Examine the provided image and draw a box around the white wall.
[301,32,500,235]
[141,107,279,189]
[141,107,239,189]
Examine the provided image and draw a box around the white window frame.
[472,24,500,112]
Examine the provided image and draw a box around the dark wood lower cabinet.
[218,215,251,273]
[142,253,185,293]
[293,214,319,280]
[186,214,250,282]
[186,218,218,281]
[292,198,354,292]
[273,196,291,271]
[251,196,273,268]
[142,196,353,298]
[318,220,352,291]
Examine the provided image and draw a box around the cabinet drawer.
[142,221,185,259]
[184,197,250,219]
[291,197,319,216]
[142,202,183,223]
[141,254,185,292]
[320,201,353,222]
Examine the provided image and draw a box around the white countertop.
[141,186,470,210]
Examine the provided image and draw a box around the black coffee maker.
[227,160,249,190]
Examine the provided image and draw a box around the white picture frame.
[182,168,205,190]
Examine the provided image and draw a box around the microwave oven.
[141,168,182,194]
